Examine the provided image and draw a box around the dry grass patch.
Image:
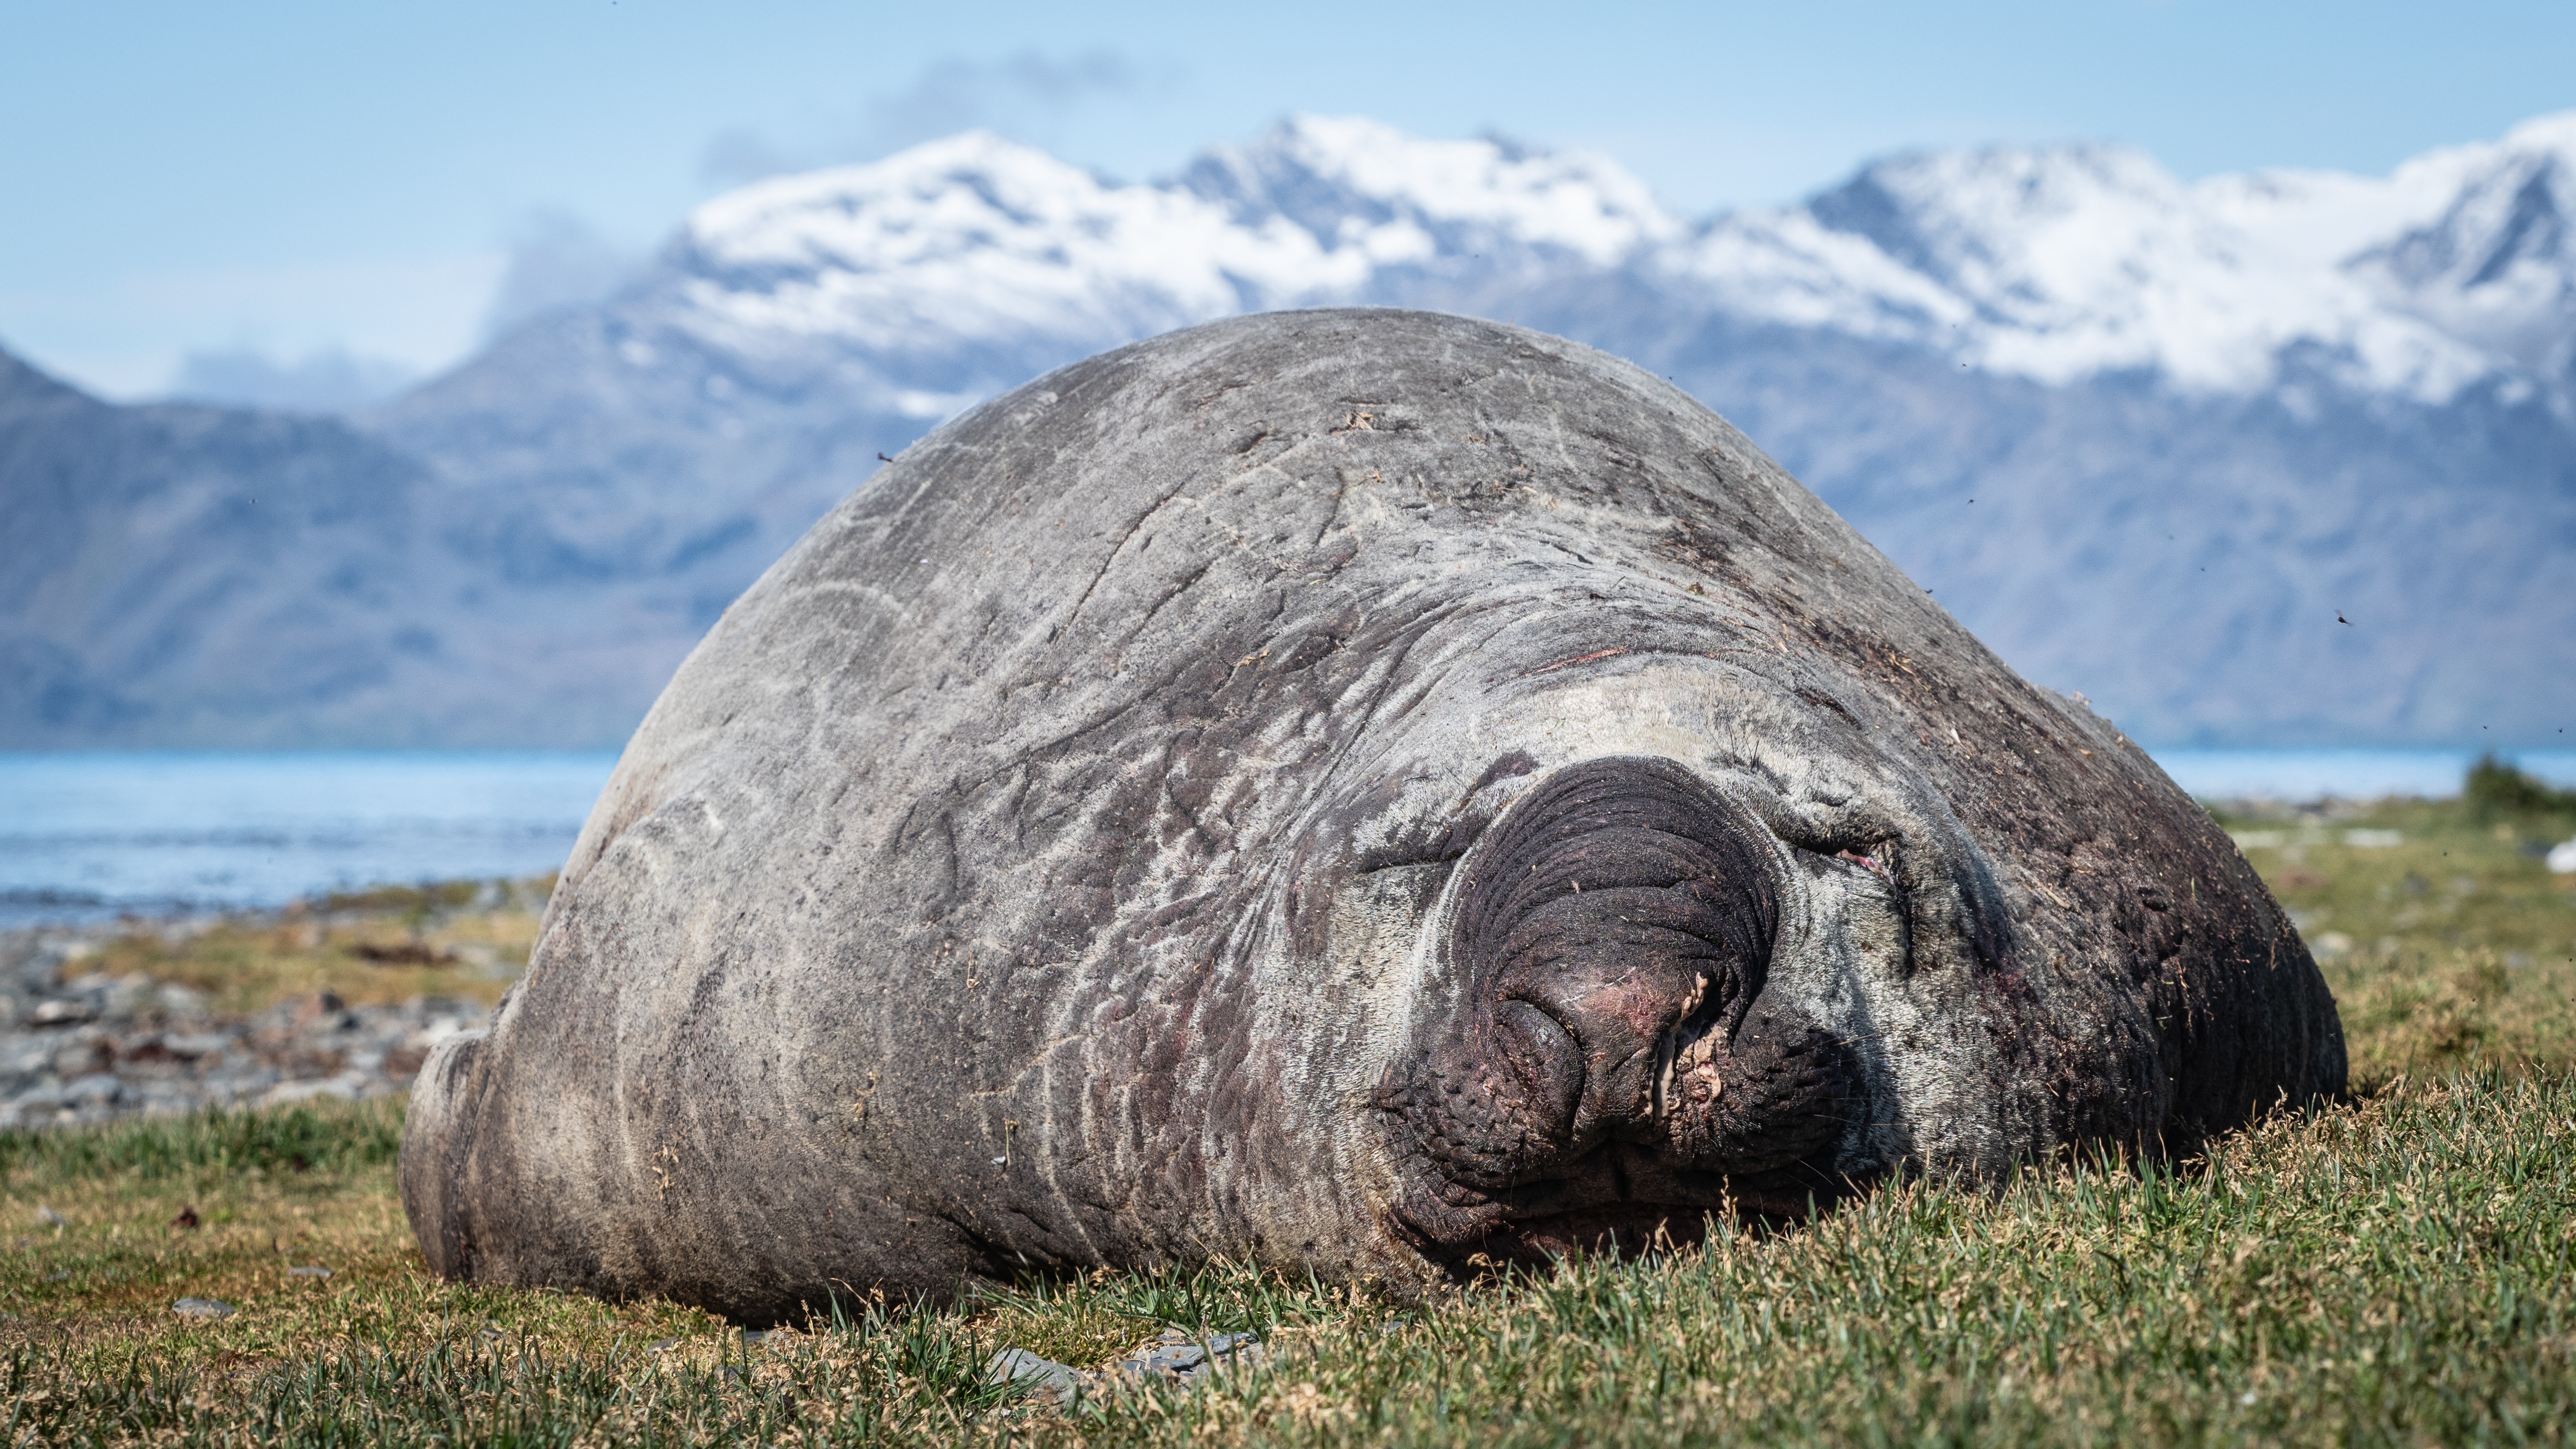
[72,878,551,1015]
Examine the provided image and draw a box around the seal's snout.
[1387,757,1856,1259]
[1457,760,1771,1126]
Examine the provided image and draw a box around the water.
[0,751,619,929]
[2149,748,2576,803]
[3,747,2572,929]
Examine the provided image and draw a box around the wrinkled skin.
[401,309,2344,1319]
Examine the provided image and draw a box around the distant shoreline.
[4,748,2573,931]
[1,878,542,1132]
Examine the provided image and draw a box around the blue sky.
[5,0,2570,401]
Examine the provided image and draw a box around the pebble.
[986,1328,1267,1405]
[987,1347,1090,1405]
[171,1298,235,1320]
[1108,1327,1267,1385]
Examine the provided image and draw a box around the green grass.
[0,1097,402,1183]
[2209,788,2576,1087]
[6,1080,2572,1445]
[6,791,2575,1444]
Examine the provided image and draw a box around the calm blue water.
[2152,748,2576,802]
[3,747,2572,929]
[0,751,619,929]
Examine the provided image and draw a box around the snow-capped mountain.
[9,113,2572,747]
[613,110,2576,406]
[2339,114,2576,382]
[673,118,1673,364]
[1772,113,2576,401]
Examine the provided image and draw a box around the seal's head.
[1299,616,2089,1276]
[1375,755,1861,1262]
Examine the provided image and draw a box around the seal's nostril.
[1651,974,1721,1122]
[1493,999,1582,1138]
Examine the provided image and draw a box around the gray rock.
[28,999,94,1027]
[1105,1329,1267,1386]
[987,1347,1090,1406]
[171,1298,235,1320]
[62,1074,124,1107]
[49,1035,105,1078]
[259,1078,358,1108]
[137,1081,201,1112]
[9,1083,68,1115]
[0,1034,54,1074]
[399,311,2343,1320]
[287,1265,332,1279]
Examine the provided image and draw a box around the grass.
[2208,787,2576,1087]
[5,790,2574,1444]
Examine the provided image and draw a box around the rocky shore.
[0,919,497,1132]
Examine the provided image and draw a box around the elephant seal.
[401,309,2343,1318]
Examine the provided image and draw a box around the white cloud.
[164,346,418,411]
[699,48,1171,190]
[481,210,644,341]
[0,252,506,401]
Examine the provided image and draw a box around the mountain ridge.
[8,113,2572,747]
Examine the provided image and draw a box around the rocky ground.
[0,911,512,1132]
